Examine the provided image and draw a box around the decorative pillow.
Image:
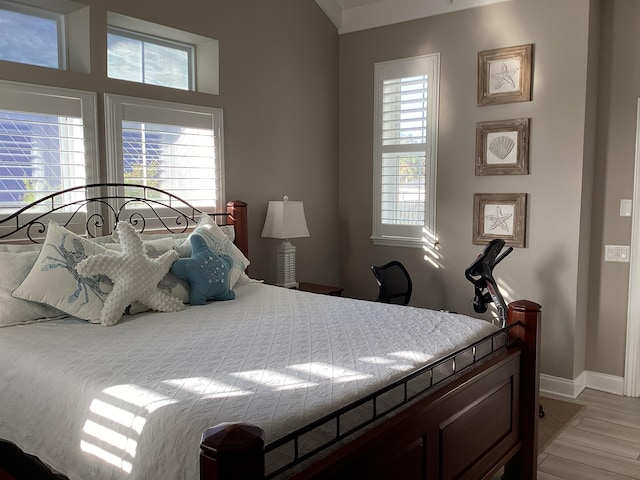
[177,214,249,288]
[171,234,235,305]
[76,222,184,326]
[12,221,113,323]
[110,229,190,245]
[235,272,264,287]
[0,243,42,253]
[122,239,190,315]
[220,225,235,242]
[0,251,64,327]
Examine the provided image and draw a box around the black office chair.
[371,260,412,305]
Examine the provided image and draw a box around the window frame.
[103,93,225,213]
[0,80,99,238]
[107,11,220,95]
[107,25,196,91]
[371,53,440,248]
[0,0,67,70]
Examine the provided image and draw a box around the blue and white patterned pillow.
[12,221,113,323]
[0,250,63,327]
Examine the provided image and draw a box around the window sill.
[371,235,430,249]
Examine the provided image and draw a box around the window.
[372,54,440,248]
[0,81,98,209]
[0,1,64,69]
[107,12,220,95]
[107,27,194,91]
[0,81,98,239]
[0,0,89,73]
[104,94,224,211]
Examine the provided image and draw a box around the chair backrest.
[371,260,412,305]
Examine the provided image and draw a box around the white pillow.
[0,243,42,253]
[12,221,114,323]
[111,230,191,243]
[220,225,235,242]
[177,214,249,288]
[235,272,263,287]
[117,224,235,246]
[0,251,63,327]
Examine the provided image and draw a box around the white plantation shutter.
[373,54,439,247]
[0,81,98,211]
[105,94,224,210]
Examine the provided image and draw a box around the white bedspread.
[0,283,497,480]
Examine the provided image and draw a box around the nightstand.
[297,282,344,296]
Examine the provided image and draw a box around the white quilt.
[0,284,497,480]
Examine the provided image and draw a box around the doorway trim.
[624,98,640,397]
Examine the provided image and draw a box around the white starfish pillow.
[76,222,184,326]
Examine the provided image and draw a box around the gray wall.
[0,0,341,286]
[338,0,595,381]
[587,0,640,377]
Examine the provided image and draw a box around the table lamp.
[261,196,309,288]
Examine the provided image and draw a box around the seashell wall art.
[488,135,516,160]
[475,118,530,175]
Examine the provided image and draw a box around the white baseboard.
[540,371,624,399]
[585,371,625,395]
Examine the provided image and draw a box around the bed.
[0,184,541,480]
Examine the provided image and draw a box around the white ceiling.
[315,0,512,34]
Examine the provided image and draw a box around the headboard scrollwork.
[0,183,233,244]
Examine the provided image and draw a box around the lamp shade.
[261,197,310,239]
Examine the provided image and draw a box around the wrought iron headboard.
[0,183,231,244]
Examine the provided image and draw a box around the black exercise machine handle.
[465,239,512,327]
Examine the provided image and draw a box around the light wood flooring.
[537,389,640,479]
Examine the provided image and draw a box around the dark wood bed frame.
[0,184,540,480]
[200,300,540,480]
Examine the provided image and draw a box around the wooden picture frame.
[476,118,530,175]
[478,44,533,106]
[473,193,527,247]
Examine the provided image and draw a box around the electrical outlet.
[604,245,630,263]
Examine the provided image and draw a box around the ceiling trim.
[315,0,513,34]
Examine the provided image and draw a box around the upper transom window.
[0,1,64,69]
[107,27,194,91]
[106,12,219,95]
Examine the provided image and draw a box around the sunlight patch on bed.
[358,356,416,372]
[80,440,133,473]
[89,399,146,434]
[358,356,397,365]
[103,384,179,413]
[163,377,252,398]
[288,362,372,383]
[231,370,318,391]
[83,420,138,458]
[81,384,179,473]
[388,351,433,363]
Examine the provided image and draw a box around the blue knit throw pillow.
[171,234,235,305]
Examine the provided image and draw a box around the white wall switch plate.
[605,245,630,262]
[620,199,632,216]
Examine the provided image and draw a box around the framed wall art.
[473,193,527,247]
[476,118,530,175]
[477,44,533,106]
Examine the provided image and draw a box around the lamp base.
[275,240,299,288]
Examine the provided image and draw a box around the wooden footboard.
[200,300,541,479]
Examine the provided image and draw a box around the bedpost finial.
[201,423,265,479]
